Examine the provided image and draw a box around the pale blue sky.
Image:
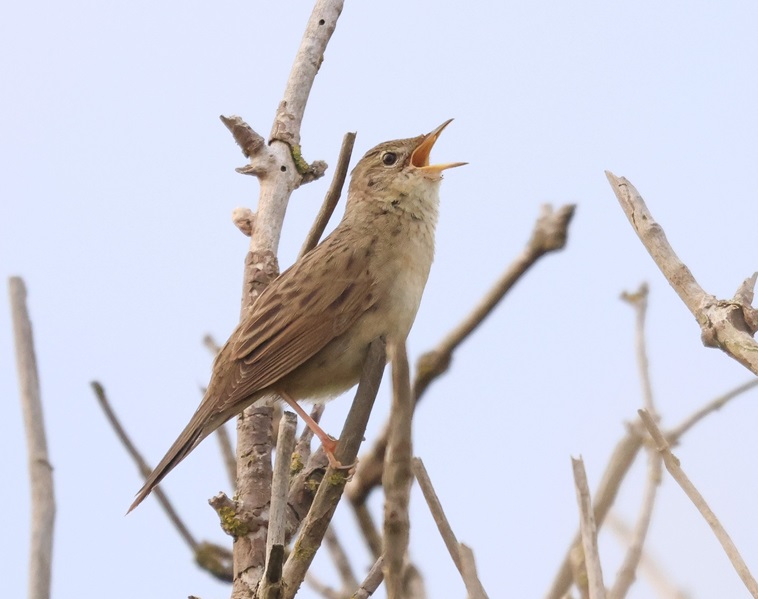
[3,2,758,598]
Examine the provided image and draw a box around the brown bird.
[128,120,465,512]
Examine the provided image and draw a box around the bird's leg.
[276,390,350,470]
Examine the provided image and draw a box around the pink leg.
[277,390,347,469]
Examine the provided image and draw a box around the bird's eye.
[382,152,398,166]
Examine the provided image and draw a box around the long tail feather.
[126,423,205,514]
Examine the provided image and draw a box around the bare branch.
[352,501,383,560]
[230,4,344,591]
[620,282,656,415]
[323,526,359,593]
[413,203,576,399]
[383,342,413,598]
[233,406,274,598]
[281,338,387,599]
[269,1,343,148]
[572,457,607,599]
[91,381,198,549]
[608,448,662,599]
[459,545,489,599]
[300,131,357,258]
[215,423,237,490]
[638,409,758,597]
[606,172,758,375]
[412,458,462,572]
[666,378,758,443]
[9,277,55,599]
[412,458,489,598]
[546,431,643,599]
[259,412,298,598]
[352,555,385,599]
[607,514,690,599]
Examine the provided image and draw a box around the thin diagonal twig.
[639,409,758,597]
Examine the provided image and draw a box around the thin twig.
[9,277,55,599]
[299,131,356,257]
[546,431,643,599]
[352,555,385,599]
[411,458,462,572]
[260,412,298,598]
[202,334,237,486]
[281,338,387,599]
[353,501,383,559]
[620,283,655,415]
[572,457,607,599]
[91,381,198,550]
[215,423,237,489]
[412,458,489,598]
[383,342,413,598]
[639,409,758,597]
[607,514,690,599]
[609,281,662,599]
[608,447,662,599]
[666,378,758,443]
[324,526,359,593]
[305,573,341,599]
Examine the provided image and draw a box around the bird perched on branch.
[128,120,465,512]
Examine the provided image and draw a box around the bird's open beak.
[411,119,468,173]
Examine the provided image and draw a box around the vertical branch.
[281,339,386,599]
[620,283,655,415]
[9,277,55,599]
[383,342,413,598]
[259,412,298,598]
[572,457,607,599]
[230,1,345,593]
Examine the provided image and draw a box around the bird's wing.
[215,234,378,406]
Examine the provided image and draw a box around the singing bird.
[128,120,465,512]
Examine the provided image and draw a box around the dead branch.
[232,406,275,598]
[620,283,655,415]
[324,526,359,593]
[412,458,489,599]
[280,338,386,599]
[666,378,758,443]
[546,431,643,599]
[572,457,607,599]
[300,131,357,257]
[639,409,758,597]
[383,342,413,598]
[226,3,344,592]
[352,556,385,599]
[9,277,55,599]
[606,172,758,376]
[608,447,662,599]
[607,515,690,599]
[259,412,298,598]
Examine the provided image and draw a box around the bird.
[128,120,465,512]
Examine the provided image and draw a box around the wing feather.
[209,230,377,410]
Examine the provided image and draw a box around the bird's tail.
[126,420,205,514]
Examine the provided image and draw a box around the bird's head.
[346,119,466,216]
